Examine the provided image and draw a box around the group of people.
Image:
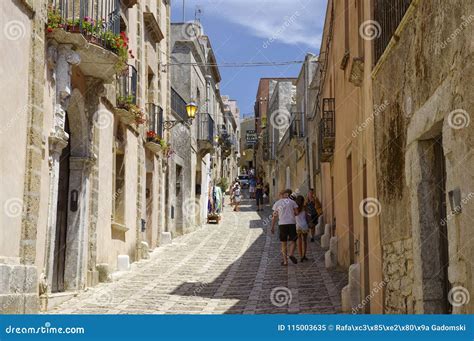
[229,177,324,266]
[271,189,322,266]
[248,176,268,211]
[229,175,270,212]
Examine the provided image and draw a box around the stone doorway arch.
[47,88,94,292]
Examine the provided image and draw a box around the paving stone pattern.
[51,196,347,314]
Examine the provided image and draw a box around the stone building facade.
[221,96,240,184]
[266,79,296,201]
[0,0,171,313]
[372,0,473,314]
[311,0,384,314]
[239,117,256,173]
[168,22,225,234]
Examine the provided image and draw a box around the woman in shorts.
[295,195,309,262]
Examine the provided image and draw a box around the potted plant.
[147,130,157,140]
[66,18,81,33]
[46,5,62,33]
[117,95,135,109]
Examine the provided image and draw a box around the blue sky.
[170,0,327,118]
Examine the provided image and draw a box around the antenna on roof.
[195,6,202,22]
[182,0,185,21]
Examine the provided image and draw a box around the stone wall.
[373,0,474,313]
[383,238,415,314]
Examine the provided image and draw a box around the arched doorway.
[47,89,93,292]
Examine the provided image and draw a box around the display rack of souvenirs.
[207,184,223,224]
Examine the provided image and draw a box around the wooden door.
[52,116,70,293]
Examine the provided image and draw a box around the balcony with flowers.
[145,104,173,156]
[46,0,131,80]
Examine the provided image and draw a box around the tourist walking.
[249,176,257,199]
[232,181,242,212]
[255,177,264,211]
[306,189,322,242]
[271,189,298,266]
[295,195,309,262]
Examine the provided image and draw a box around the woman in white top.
[233,182,242,212]
[295,195,309,262]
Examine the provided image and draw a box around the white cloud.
[172,0,326,49]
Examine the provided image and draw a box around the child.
[295,195,309,262]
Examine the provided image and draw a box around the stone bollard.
[315,215,324,236]
[341,263,361,313]
[117,255,130,272]
[320,224,331,249]
[160,232,172,246]
[139,241,150,260]
[96,264,112,283]
[325,236,338,268]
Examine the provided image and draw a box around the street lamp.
[186,101,198,120]
[163,101,197,130]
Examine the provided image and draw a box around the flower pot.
[66,25,81,33]
[86,34,100,45]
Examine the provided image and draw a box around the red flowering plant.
[46,5,63,33]
[147,130,158,140]
[109,31,129,72]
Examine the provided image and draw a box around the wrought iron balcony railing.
[289,112,305,139]
[197,113,215,143]
[116,64,137,108]
[374,0,412,64]
[171,88,188,121]
[49,0,121,48]
[319,98,335,162]
[147,103,164,139]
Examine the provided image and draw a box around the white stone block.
[341,285,351,313]
[321,234,330,250]
[348,263,361,286]
[140,241,150,259]
[117,255,130,272]
[324,223,331,235]
[315,223,323,236]
[329,236,338,254]
[325,250,336,269]
[160,232,172,245]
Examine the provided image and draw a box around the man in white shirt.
[271,189,299,265]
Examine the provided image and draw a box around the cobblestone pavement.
[51,196,347,314]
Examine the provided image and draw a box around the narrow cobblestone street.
[51,194,347,314]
